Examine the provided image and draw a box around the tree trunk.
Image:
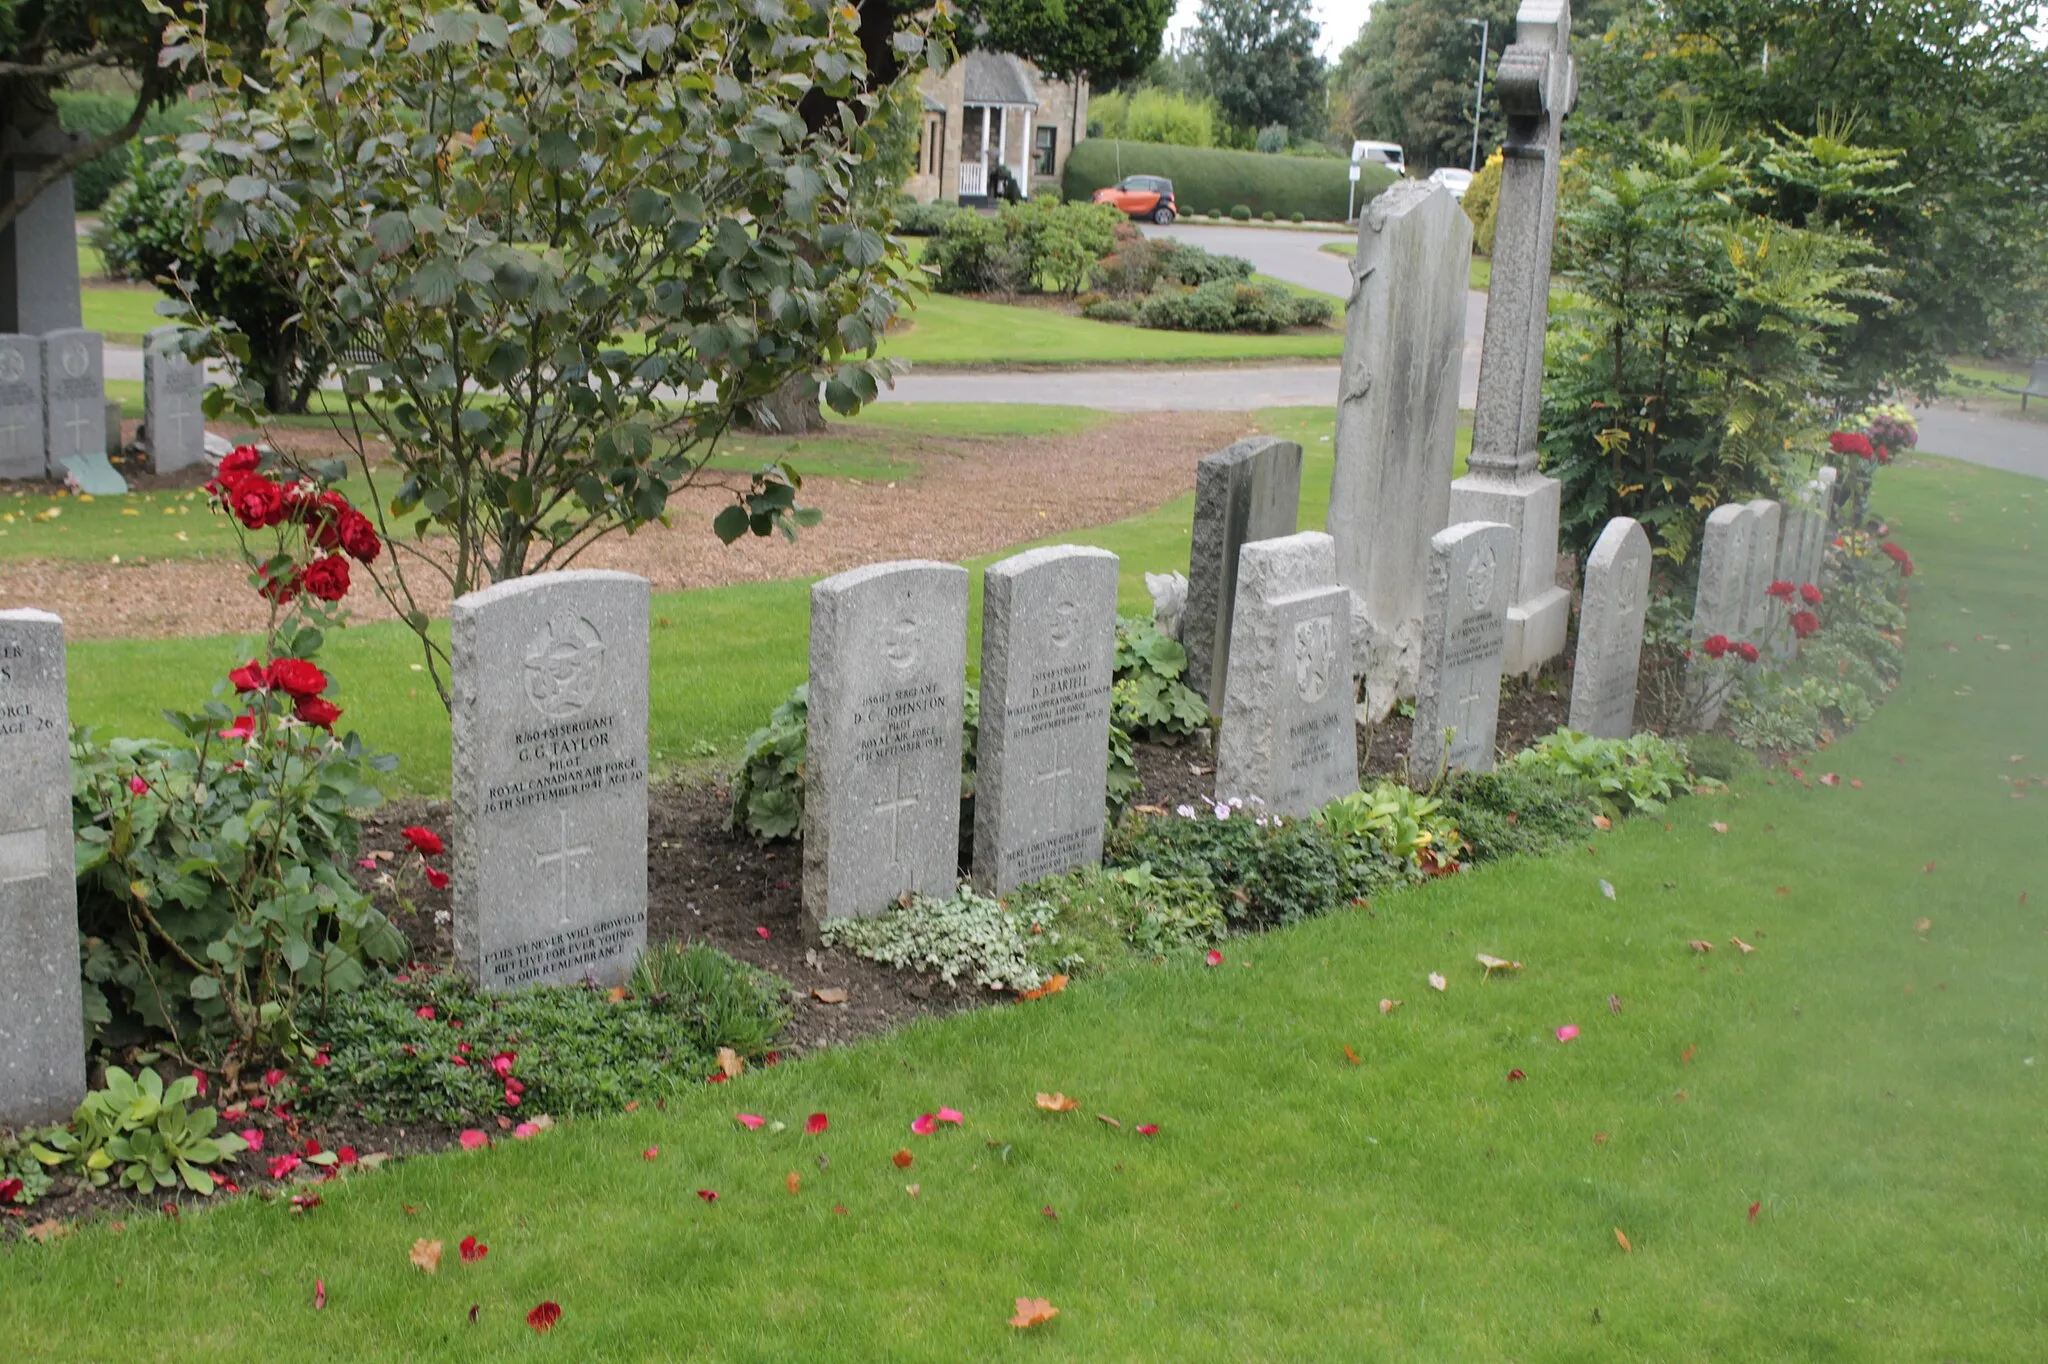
[744,372,827,435]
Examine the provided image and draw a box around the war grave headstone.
[0,609,86,1126]
[1184,436,1303,713]
[1214,531,1359,817]
[1739,498,1785,652]
[1448,0,1577,676]
[1328,179,1474,721]
[1687,502,1755,727]
[1567,517,1652,739]
[41,328,122,493]
[451,571,650,989]
[1409,521,1517,786]
[804,560,968,926]
[0,333,42,480]
[143,326,208,474]
[973,546,1118,896]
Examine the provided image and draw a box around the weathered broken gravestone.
[0,334,42,480]
[805,560,968,926]
[1410,521,1516,786]
[973,546,1118,896]
[451,571,650,989]
[1329,180,1473,721]
[1687,503,1754,727]
[0,609,86,1126]
[1449,0,1577,677]
[40,328,120,493]
[143,326,208,474]
[1567,517,1651,739]
[1215,531,1359,817]
[1184,436,1302,713]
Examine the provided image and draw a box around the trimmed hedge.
[54,92,198,212]
[1064,139,1397,223]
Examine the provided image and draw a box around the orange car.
[1092,175,1177,225]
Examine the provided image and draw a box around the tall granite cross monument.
[1449,0,1576,678]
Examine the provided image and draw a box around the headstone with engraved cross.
[973,545,1118,896]
[451,570,650,989]
[1410,521,1517,785]
[1215,531,1359,817]
[40,328,121,492]
[0,609,87,1126]
[143,325,208,474]
[1567,516,1652,739]
[0,334,44,480]
[805,560,968,927]
[1448,0,1576,677]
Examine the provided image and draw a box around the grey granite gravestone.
[0,334,42,480]
[973,546,1118,896]
[1739,498,1784,650]
[1410,521,1517,786]
[1448,0,1577,678]
[1214,531,1359,817]
[1329,180,1474,722]
[1567,517,1652,739]
[451,571,650,989]
[143,326,208,474]
[0,123,84,336]
[0,609,86,1126]
[1687,502,1755,727]
[1185,436,1303,713]
[41,328,121,492]
[804,560,968,926]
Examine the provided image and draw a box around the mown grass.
[880,291,1345,367]
[1321,240,1492,292]
[2,454,2041,1360]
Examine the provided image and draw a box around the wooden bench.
[1996,358,2048,411]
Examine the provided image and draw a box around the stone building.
[904,52,1089,205]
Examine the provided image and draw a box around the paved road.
[1914,406,2048,481]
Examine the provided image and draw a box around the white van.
[1351,140,1406,175]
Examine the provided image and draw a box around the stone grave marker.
[1739,498,1784,649]
[973,546,1118,896]
[0,334,42,480]
[40,328,121,493]
[0,609,86,1126]
[0,123,85,336]
[1409,521,1517,786]
[1687,502,1754,727]
[451,570,650,989]
[1567,516,1651,739]
[805,560,968,926]
[143,326,208,474]
[1215,531,1359,817]
[1185,436,1302,713]
[1329,180,1473,721]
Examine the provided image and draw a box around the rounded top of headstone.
[451,568,650,616]
[812,558,965,598]
[1588,516,1649,568]
[0,607,62,626]
[985,544,1118,583]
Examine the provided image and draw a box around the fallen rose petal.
[1556,1024,1580,1043]
[696,1188,718,1203]
[905,1183,920,1197]
[1135,1124,1159,1136]
[805,1112,829,1135]
[1507,1069,1526,1082]
[239,1128,264,1152]
[526,1301,561,1333]
[786,1172,801,1195]
[936,1107,964,1125]
[643,1147,660,1161]
[459,1234,487,1263]
[1204,949,1224,967]
[911,1113,937,1136]
[1428,972,1447,991]
[1034,1092,1079,1112]
[1749,1201,1761,1224]
[892,1149,914,1169]
[458,1130,489,1150]
[313,1277,325,1310]
[1379,998,1402,1014]
[755,926,771,939]
[735,1114,766,1130]
[512,1122,541,1139]
[1615,1227,1633,1253]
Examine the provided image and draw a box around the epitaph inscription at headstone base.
[143,326,208,474]
[1567,517,1651,739]
[0,609,86,1126]
[1687,502,1754,728]
[451,571,650,989]
[1410,521,1517,786]
[1215,531,1359,818]
[1449,0,1577,677]
[1184,436,1303,714]
[1329,180,1474,722]
[0,333,42,480]
[974,546,1119,896]
[805,560,968,926]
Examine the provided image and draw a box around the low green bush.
[893,197,963,236]
[1082,297,1137,322]
[1319,781,1466,873]
[1436,765,1607,863]
[1152,238,1254,287]
[1290,211,1305,223]
[1065,139,1395,221]
[1137,279,1329,334]
[1230,203,1252,221]
[1261,210,1276,222]
[820,887,1068,992]
[924,197,1120,295]
[1107,799,1391,932]
[629,942,793,1060]
[1501,729,1690,814]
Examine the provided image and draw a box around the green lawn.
[4,453,2042,1359]
[1322,240,1491,292]
[880,291,1344,367]
[1941,359,2048,426]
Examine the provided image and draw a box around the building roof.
[962,51,1039,108]
[921,91,947,113]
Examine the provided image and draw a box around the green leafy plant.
[1113,615,1209,739]
[1136,278,1328,333]
[1502,729,1691,814]
[926,196,1121,296]
[1107,800,1387,932]
[29,1067,247,1195]
[820,887,1067,992]
[627,942,793,1060]
[728,685,809,840]
[1319,780,1466,870]
[1436,766,1608,863]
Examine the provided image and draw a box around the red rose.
[338,510,382,565]
[424,865,450,891]
[1799,583,1822,605]
[1701,634,1731,659]
[294,696,342,729]
[219,447,262,477]
[302,554,351,603]
[303,490,353,546]
[268,658,328,699]
[1790,610,1820,639]
[229,477,289,529]
[1735,642,1760,663]
[1828,431,1874,460]
[1766,580,1795,601]
[228,659,272,692]
[402,826,446,857]
[257,563,301,604]
[220,712,258,741]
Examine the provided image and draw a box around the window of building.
[1034,125,1057,177]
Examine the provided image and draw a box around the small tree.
[166,0,948,705]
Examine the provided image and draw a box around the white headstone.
[1410,521,1517,785]
[0,334,43,479]
[1215,531,1359,817]
[1687,503,1754,727]
[1739,498,1784,649]
[143,326,208,474]
[1184,436,1303,712]
[973,546,1118,895]
[41,329,103,469]
[804,560,968,925]
[1567,517,1651,739]
[451,571,650,989]
[0,609,86,1126]
[1329,180,1474,721]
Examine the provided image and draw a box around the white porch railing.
[958,160,988,197]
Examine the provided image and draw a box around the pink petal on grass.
[1204,950,1224,967]
[512,1122,542,1140]
[1556,1025,1580,1043]
[910,1113,937,1136]
[936,1108,964,1126]
[458,1130,489,1150]
[735,1114,766,1130]
[805,1113,828,1135]
[1136,1124,1160,1137]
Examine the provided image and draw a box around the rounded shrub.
[1081,297,1137,323]
[1289,211,1305,224]
[1261,210,1276,222]
[1230,203,1252,221]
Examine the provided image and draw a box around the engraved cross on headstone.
[1031,733,1076,826]
[61,411,95,451]
[161,403,199,449]
[0,414,24,457]
[533,809,593,925]
[873,762,922,865]
[1455,675,1490,735]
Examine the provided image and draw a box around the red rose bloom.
[1701,634,1731,659]
[1799,583,1823,605]
[1735,642,1761,663]
[337,510,382,565]
[220,712,258,741]
[1790,610,1820,639]
[303,490,354,548]
[301,554,351,603]
[423,865,450,891]
[228,659,272,692]
[1766,580,1795,601]
[229,477,289,529]
[219,447,262,478]
[402,826,446,857]
[268,658,328,699]
[1828,431,1875,461]
[294,696,342,729]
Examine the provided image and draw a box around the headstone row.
[1686,475,1839,724]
